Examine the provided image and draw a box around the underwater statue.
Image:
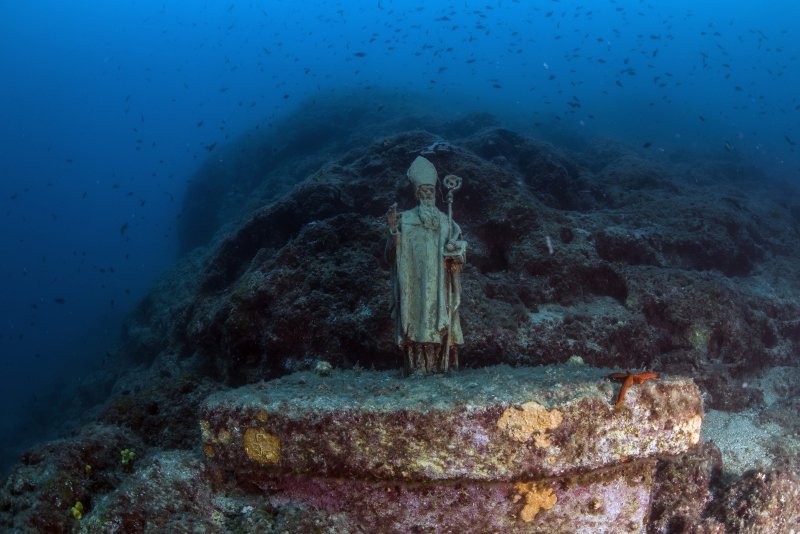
[386,155,467,374]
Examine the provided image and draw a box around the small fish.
[54,298,66,304]
[785,135,796,146]
[642,142,652,148]
[353,52,367,57]
[205,142,217,151]
[120,222,129,235]
[724,141,734,151]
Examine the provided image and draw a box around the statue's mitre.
[407,156,438,188]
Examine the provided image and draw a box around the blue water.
[1,0,797,473]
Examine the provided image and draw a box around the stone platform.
[199,364,702,532]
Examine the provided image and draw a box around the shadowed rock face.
[177,92,500,253]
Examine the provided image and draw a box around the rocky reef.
[3,95,800,532]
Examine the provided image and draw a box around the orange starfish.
[605,371,658,407]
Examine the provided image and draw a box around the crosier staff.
[442,174,463,371]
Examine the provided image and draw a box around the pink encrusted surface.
[200,364,702,482]
[258,461,655,533]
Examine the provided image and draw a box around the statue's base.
[200,364,702,531]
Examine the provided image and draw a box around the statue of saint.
[386,156,467,374]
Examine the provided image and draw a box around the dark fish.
[205,142,217,151]
[785,135,796,146]
[120,223,129,235]
[643,142,652,148]
[353,52,367,57]
[724,141,734,151]
[54,298,66,304]
[197,121,203,127]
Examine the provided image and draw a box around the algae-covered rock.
[200,364,701,483]
[716,466,800,533]
[647,442,723,533]
[260,461,656,533]
[198,363,702,531]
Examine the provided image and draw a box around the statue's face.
[416,185,435,206]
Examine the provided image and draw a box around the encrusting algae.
[496,400,563,447]
[513,482,558,522]
[243,428,281,464]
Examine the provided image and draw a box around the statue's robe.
[387,206,464,350]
